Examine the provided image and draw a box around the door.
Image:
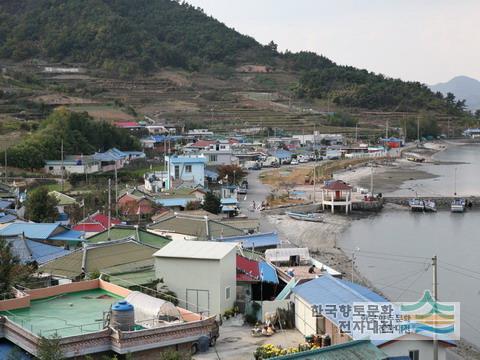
[186,289,210,316]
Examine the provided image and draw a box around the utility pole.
[313,161,316,202]
[61,139,64,192]
[417,117,420,143]
[107,178,111,240]
[370,165,374,196]
[355,123,358,143]
[386,119,389,139]
[432,255,438,360]
[4,149,7,184]
[351,251,355,282]
[114,163,118,217]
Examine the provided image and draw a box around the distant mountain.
[430,76,480,111]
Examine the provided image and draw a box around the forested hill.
[0,0,469,114]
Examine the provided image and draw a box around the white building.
[153,240,237,317]
[144,172,169,193]
[44,157,100,175]
[187,129,214,137]
[165,155,207,189]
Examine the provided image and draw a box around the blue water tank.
[111,301,135,331]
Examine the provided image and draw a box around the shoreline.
[260,140,480,357]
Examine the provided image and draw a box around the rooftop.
[87,226,170,249]
[322,180,352,191]
[0,223,84,242]
[1,289,121,337]
[154,240,237,260]
[217,232,279,249]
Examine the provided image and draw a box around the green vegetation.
[1,108,140,169]
[203,192,221,214]
[25,187,59,222]
[37,334,64,360]
[0,0,272,77]
[0,238,35,298]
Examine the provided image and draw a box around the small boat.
[451,198,466,213]
[286,211,323,222]
[423,200,437,212]
[408,199,437,212]
[409,198,425,212]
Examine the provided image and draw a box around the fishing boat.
[423,200,437,212]
[451,198,466,213]
[450,168,466,213]
[286,211,323,222]
[408,198,425,212]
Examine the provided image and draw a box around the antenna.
[61,139,64,192]
[107,178,111,240]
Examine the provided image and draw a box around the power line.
[439,265,480,282]
[353,253,428,265]
[340,247,430,260]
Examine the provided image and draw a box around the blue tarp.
[49,229,85,242]
[156,197,193,207]
[259,261,279,284]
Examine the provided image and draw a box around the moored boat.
[286,211,323,222]
[451,198,466,213]
[423,200,437,212]
[409,198,425,212]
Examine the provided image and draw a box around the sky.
[186,0,480,85]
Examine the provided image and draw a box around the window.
[49,166,54,171]
[174,165,180,178]
[409,350,419,360]
[225,287,231,300]
[210,155,217,162]
[185,165,192,173]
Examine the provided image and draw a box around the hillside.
[0,0,474,144]
[430,76,480,111]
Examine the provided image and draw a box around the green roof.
[49,190,77,206]
[270,340,387,360]
[149,214,245,240]
[88,226,170,249]
[1,289,122,337]
[40,240,158,278]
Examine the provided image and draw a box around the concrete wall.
[218,249,237,314]
[27,279,100,300]
[261,300,290,322]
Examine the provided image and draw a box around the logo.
[398,290,459,340]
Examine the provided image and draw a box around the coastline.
[259,140,480,357]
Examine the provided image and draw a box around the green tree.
[217,165,247,185]
[25,188,59,222]
[37,334,64,360]
[203,192,221,215]
[0,238,35,297]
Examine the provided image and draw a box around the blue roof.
[272,149,292,159]
[259,261,279,284]
[292,275,387,327]
[218,232,279,248]
[0,340,31,359]
[156,197,193,207]
[49,229,85,242]
[221,197,238,205]
[6,237,71,265]
[205,169,219,180]
[169,156,207,164]
[123,151,146,158]
[0,223,60,239]
[0,200,13,209]
[93,148,127,162]
[0,213,16,224]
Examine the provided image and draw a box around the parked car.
[237,187,247,195]
[241,180,249,189]
[290,159,299,165]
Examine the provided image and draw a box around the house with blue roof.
[292,275,455,360]
[0,223,84,246]
[3,234,71,265]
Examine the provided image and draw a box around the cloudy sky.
[186,0,479,85]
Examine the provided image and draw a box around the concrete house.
[166,155,207,189]
[153,240,237,317]
[44,156,100,175]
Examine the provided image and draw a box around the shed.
[265,248,310,264]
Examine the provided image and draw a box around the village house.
[153,240,237,317]
[0,223,85,247]
[291,275,455,360]
[166,155,207,189]
[72,211,122,238]
[44,155,100,175]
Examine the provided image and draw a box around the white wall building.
[44,157,100,175]
[153,240,237,317]
[165,155,207,189]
